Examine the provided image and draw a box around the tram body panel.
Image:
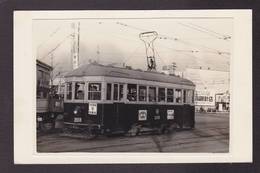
[63,102,195,132]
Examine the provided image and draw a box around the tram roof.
[65,63,195,86]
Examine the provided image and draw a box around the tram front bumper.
[64,122,102,129]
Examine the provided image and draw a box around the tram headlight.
[73,106,81,115]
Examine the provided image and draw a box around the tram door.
[112,84,124,130]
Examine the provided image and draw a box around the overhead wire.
[39,34,71,61]
[37,26,61,50]
[115,21,231,57]
[178,22,224,40]
[188,23,231,40]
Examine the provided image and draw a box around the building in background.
[215,91,230,112]
[36,60,53,99]
[183,67,229,112]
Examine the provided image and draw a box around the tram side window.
[113,84,119,101]
[183,90,187,103]
[106,83,112,100]
[66,83,72,100]
[158,88,166,102]
[88,83,101,100]
[185,90,190,103]
[191,90,194,103]
[167,88,174,102]
[139,85,147,101]
[149,87,156,102]
[74,82,85,100]
[127,84,137,101]
[175,89,182,103]
[187,90,194,103]
[119,84,124,101]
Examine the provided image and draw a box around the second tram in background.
[62,62,195,138]
[37,60,64,132]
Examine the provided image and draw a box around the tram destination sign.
[88,103,97,115]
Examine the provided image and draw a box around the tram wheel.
[127,124,140,137]
[82,127,97,140]
[39,122,54,133]
[157,125,166,135]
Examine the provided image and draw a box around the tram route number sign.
[167,110,175,120]
[138,110,147,121]
[88,103,97,115]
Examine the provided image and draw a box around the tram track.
[37,113,229,152]
[37,127,229,152]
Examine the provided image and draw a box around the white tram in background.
[63,62,195,137]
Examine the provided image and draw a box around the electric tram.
[37,60,63,132]
[62,62,195,137]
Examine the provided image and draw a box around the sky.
[33,18,232,76]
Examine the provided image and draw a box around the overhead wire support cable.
[188,23,231,40]
[178,22,224,39]
[37,26,61,50]
[39,34,72,61]
[115,21,230,59]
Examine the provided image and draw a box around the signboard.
[167,110,174,120]
[195,90,215,106]
[88,103,97,115]
[215,92,230,103]
[138,110,147,121]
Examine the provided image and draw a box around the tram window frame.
[186,90,193,104]
[113,83,119,101]
[106,83,112,100]
[127,84,137,102]
[167,88,174,103]
[139,85,147,102]
[175,89,182,103]
[192,90,194,103]
[158,87,166,102]
[148,86,156,102]
[183,90,187,103]
[88,83,102,100]
[119,84,124,101]
[74,82,85,100]
[66,82,72,100]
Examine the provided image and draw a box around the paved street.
[37,113,229,153]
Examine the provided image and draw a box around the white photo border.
[14,10,252,164]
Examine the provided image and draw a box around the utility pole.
[71,22,80,70]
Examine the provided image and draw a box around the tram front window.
[88,83,101,100]
[149,87,156,102]
[106,83,112,100]
[167,88,174,102]
[119,84,124,100]
[158,88,166,102]
[183,90,187,103]
[139,85,147,101]
[127,84,137,101]
[113,84,119,101]
[75,82,85,100]
[175,89,182,103]
[186,90,193,103]
[66,82,72,100]
[191,90,195,103]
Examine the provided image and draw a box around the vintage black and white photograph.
[14,10,252,163]
[35,15,231,153]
